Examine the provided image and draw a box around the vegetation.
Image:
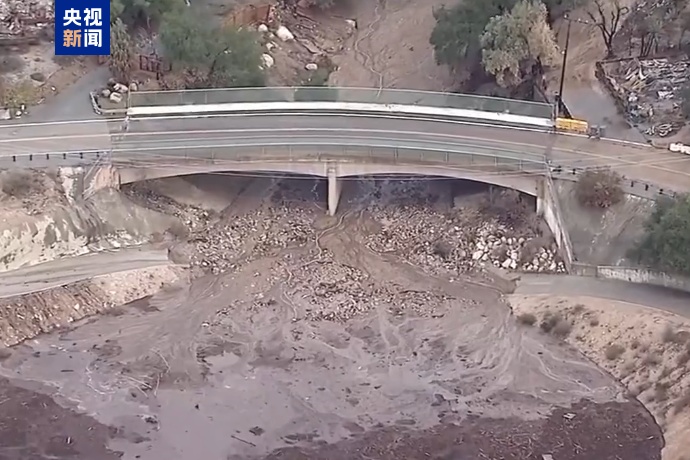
[585,0,629,58]
[575,168,624,209]
[540,312,572,337]
[430,0,515,72]
[517,312,537,325]
[605,343,625,360]
[429,0,639,90]
[110,18,135,83]
[159,12,265,88]
[480,0,559,87]
[630,195,690,276]
[110,0,186,28]
[109,0,266,89]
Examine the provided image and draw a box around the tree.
[111,0,186,28]
[480,0,559,88]
[160,12,265,88]
[430,0,516,70]
[630,195,690,275]
[586,0,629,58]
[110,18,135,82]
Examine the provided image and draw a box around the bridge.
[1,87,689,211]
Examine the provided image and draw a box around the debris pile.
[252,5,356,85]
[365,206,565,274]
[191,207,316,274]
[602,57,690,137]
[0,0,53,39]
[284,251,455,321]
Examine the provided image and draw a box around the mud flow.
[0,175,661,460]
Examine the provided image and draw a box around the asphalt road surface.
[0,246,170,299]
[0,113,688,193]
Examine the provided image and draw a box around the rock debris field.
[0,176,660,460]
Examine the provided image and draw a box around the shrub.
[642,352,661,366]
[552,319,572,337]
[166,221,189,239]
[540,312,572,337]
[0,171,45,197]
[575,168,624,208]
[517,313,537,326]
[605,343,625,360]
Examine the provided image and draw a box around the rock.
[101,89,111,98]
[114,83,129,93]
[261,53,274,68]
[257,23,268,33]
[30,72,46,82]
[501,258,512,269]
[109,92,123,103]
[129,82,138,92]
[345,19,357,29]
[266,42,276,51]
[472,250,483,260]
[276,25,294,41]
[305,63,318,71]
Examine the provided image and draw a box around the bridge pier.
[327,166,342,216]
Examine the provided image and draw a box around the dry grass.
[0,171,46,197]
[1,79,40,108]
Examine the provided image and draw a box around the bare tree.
[586,0,629,58]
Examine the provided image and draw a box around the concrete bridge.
[0,88,688,205]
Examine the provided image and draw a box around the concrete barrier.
[596,266,690,293]
[126,102,554,129]
[538,173,574,271]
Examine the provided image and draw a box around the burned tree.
[586,0,629,58]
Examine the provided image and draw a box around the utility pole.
[556,17,571,109]
[556,15,592,117]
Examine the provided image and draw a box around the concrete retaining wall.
[538,174,574,271]
[597,266,690,292]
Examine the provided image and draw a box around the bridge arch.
[118,160,540,197]
[117,159,541,217]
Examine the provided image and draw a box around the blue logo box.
[55,0,110,56]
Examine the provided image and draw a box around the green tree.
[480,0,559,88]
[631,196,690,275]
[110,18,135,82]
[111,0,186,27]
[429,0,516,69]
[160,12,265,88]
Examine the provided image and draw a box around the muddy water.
[0,177,631,459]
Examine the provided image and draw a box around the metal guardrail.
[111,143,548,174]
[0,142,679,200]
[128,87,554,119]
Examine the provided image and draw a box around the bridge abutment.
[327,166,342,216]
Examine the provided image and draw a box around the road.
[516,274,690,318]
[0,246,171,299]
[1,113,689,193]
